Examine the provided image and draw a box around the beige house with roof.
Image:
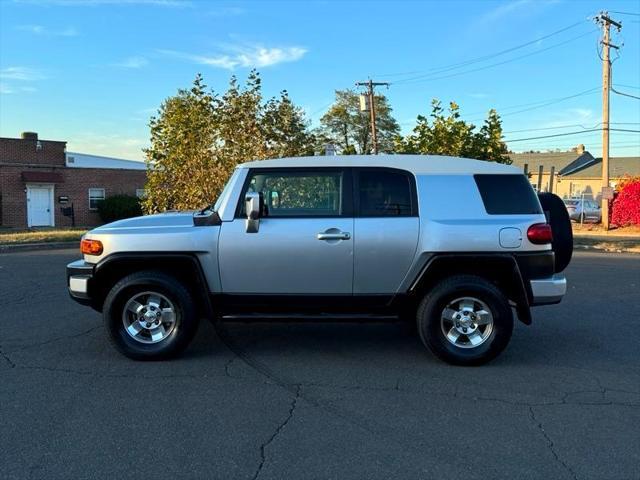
[509,145,640,200]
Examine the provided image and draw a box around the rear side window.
[474,174,542,215]
[357,170,415,216]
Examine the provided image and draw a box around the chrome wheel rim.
[122,291,177,344]
[440,296,494,349]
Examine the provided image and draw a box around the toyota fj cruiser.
[67,155,571,365]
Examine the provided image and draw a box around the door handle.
[317,232,350,241]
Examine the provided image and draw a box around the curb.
[0,241,79,253]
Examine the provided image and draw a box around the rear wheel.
[417,275,513,366]
[103,271,199,360]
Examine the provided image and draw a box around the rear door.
[218,168,354,294]
[353,168,420,294]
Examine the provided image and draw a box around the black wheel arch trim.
[90,252,214,317]
[407,253,534,325]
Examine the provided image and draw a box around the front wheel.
[103,271,199,360]
[417,275,513,366]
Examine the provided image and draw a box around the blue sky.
[1,0,639,161]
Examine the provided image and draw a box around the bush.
[611,176,640,227]
[96,195,143,224]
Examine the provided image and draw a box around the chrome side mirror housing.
[245,192,263,233]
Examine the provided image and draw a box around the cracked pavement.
[0,249,639,480]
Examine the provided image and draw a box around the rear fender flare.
[408,254,532,325]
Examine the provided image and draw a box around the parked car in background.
[563,198,602,223]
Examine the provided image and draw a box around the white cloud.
[112,56,149,68]
[477,0,560,24]
[479,0,531,23]
[0,67,44,95]
[16,24,78,36]
[12,0,191,6]
[0,66,45,81]
[0,82,38,94]
[0,83,14,94]
[541,108,595,129]
[159,45,308,70]
[207,6,246,17]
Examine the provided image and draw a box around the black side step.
[219,313,399,323]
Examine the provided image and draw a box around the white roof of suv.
[241,155,521,175]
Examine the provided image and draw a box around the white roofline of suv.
[240,154,521,175]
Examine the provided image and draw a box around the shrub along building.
[509,144,640,200]
[0,132,146,229]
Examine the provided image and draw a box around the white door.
[27,185,54,227]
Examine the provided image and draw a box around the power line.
[393,29,598,86]
[614,84,640,89]
[377,21,586,79]
[465,87,599,116]
[466,87,601,122]
[611,87,640,100]
[503,122,640,134]
[609,11,640,16]
[505,128,640,143]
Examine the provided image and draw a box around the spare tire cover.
[537,192,573,273]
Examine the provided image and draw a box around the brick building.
[0,132,147,229]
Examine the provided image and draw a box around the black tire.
[537,192,573,273]
[103,270,199,360]
[416,275,513,366]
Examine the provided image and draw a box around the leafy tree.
[395,100,511,164]
[263,90,315,158]
[318,89,400,154]
[143,71,314,213]
[143,74,220,213]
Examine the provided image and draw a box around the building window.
[136,189,146,199]
[88,188,105,210]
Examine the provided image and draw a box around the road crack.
[252,385,300,480]
[0,344,16,368]
[9,325,101,352]
[528,406,578,480]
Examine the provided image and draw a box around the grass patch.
[572,223,640,236]
[0,228,87,245]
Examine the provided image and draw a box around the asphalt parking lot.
[0,249,639,480]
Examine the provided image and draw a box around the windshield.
[213,168,241,212]
[564,200,579,206]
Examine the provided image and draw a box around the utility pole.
[356,79,390,154]
[595,12,622,230]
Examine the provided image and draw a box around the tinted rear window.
[358,170,413,216]
[474,174,542,215]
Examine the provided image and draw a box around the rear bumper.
[530,274,566,305]
[67,259,95,305]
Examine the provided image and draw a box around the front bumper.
[67,259,95,305]
[530,274,566,305]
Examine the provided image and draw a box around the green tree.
[318,89,400,154]
[143,74,220,213]
[474,109,510,163]
[143,71,314,213]
[263,90,315,158]
[396,100,510,164]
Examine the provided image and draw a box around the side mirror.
[245,192,263,233]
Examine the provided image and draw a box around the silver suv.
[67,155,571,365]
